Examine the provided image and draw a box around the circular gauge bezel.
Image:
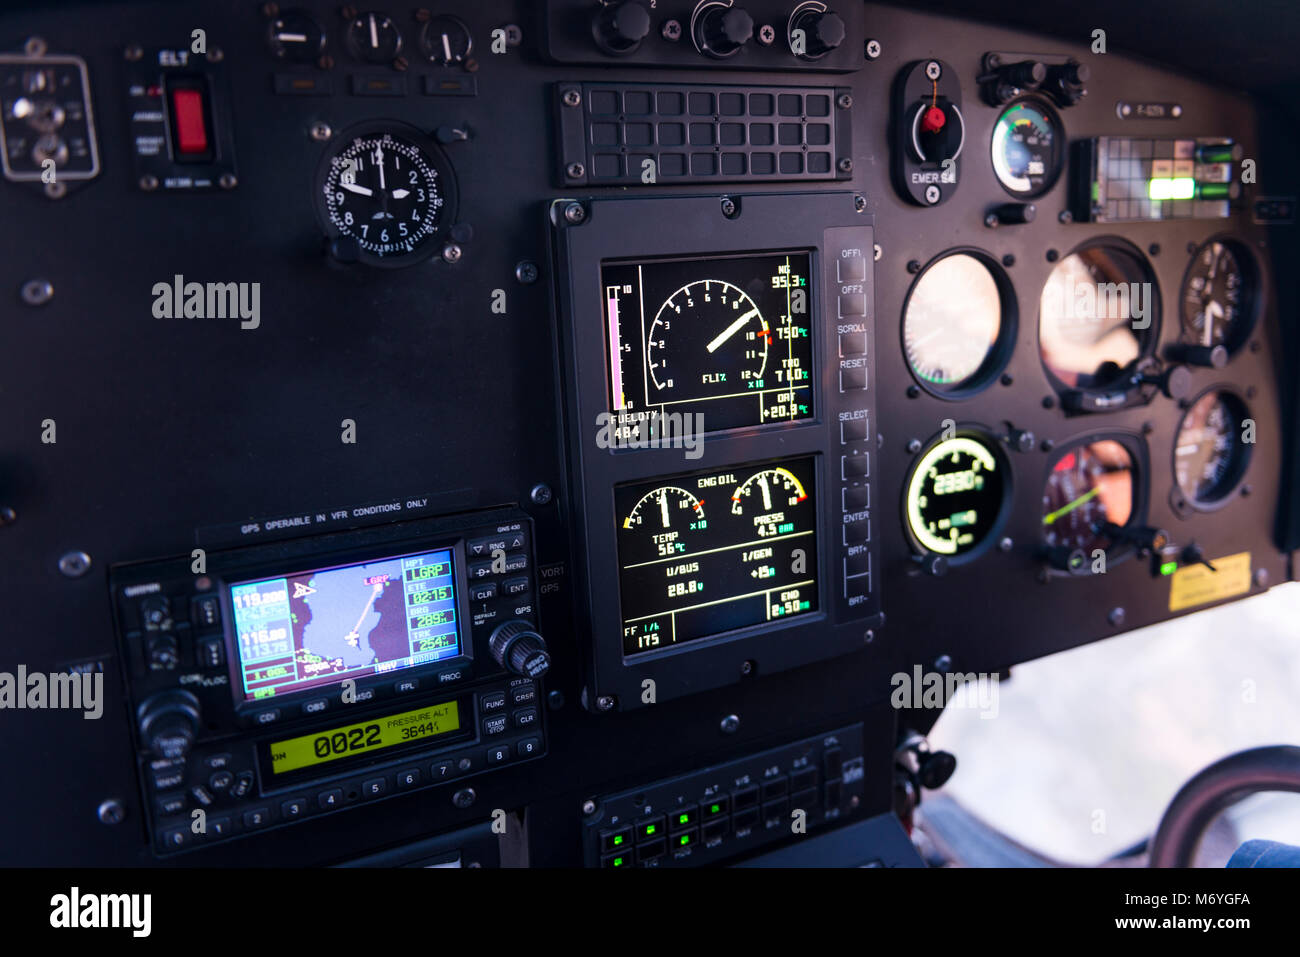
[1040,432,1148,575]
[1038,235,1162,397]
[902,427,1014,566]
[990,95,1066,199]
[420,15,473,65]
[900,247,1019,400]
[312,120,459,269]
[1177,236,1261,358]
[1171,386,1253,512]
[345,12,403,63]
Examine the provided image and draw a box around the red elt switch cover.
[171,88,208,155]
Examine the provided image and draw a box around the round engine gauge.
[1180,239,1257,355]
[905,433,1010,560]
[1039,240,1157,391]
[1174,390,1252,507]
[314,123,455,267]
[1042,439,1135,556]
[646,280,770,392]
[903,251,1014,396]
[991,98,1065,198]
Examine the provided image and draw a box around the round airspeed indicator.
[314,123,456,267]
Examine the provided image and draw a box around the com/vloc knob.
[788,3,845,60]
[692,1,753,58]
[489,620,551,679]
[137,690,201,760]
[592,0,651,56]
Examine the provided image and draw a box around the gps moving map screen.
[230,548,462,702]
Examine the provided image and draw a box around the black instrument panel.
[0,0,1293,867]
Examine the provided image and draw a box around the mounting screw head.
[838,157,854,173]
[865,39,881,60]
[662,19,683,42]
[906,438,922,453]
[58,551,92,578]
[582,799,597,816]
[530,483,552,505]
[596,695,615,712]
[97,800,126,825]
[441,243,463,264]
[720,714,740,734]
[563,201,586,224]
[837,93,854,110]
[515,261,539,284]
[20,279,53,306]
[565,162,585,180]
[562,88,582,108]
[934,655,952,673]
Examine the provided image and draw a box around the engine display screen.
[267,702,461,775]
[615,456,819,655]
[602,251,814,438]
[230,547,461,702]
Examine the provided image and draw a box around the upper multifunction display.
[603,251,814,437]
[615,456,818,654]
[230,547,461,702]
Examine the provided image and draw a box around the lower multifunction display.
[602,251,814,436]
[615,456,818,654]
[109,509,547,854]
[231,547,461,702]
[584,723,865,868]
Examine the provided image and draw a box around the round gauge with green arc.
[905,433,1010,559]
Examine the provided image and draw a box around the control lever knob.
[592,0,651,56]
[489,620,551,679]
[1138,363,1192,400]
[696,4,753,58]
[137,690,201,761]
[790,8,845,60]
[1166,343,1229,369]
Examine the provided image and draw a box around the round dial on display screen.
[646,280,770,393]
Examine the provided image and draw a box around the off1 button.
[837,256,867,283]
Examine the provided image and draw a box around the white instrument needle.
[341,181,373,197]
[660,490,670,528]
[707,308,758,353]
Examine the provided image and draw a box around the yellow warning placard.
[1169,551,1252,612]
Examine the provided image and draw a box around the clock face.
[316,126,453,266]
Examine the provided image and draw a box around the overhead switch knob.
[592,1,651,56]
[790,8,845,60]
[137,690,201,760]
[489,620,551,679]
[696,4,753,58]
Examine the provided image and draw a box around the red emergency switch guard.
[170,87,209,157]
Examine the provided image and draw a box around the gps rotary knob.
[489,620,551,679]
[789,8,845,60]
[137,690,201,761]
[695,3,753,58]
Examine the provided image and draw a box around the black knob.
[137,690,201,760]
[489,620,551,679]
[592,0,651,56]
[1043,545,1089,574]
[696,4,753,58]
[1004,60,1047,88]
[1045,60,1090,106]
[919,749,957,790]
[1166,343,1229,369]
[790,9,845,60]
[989,202,1036,226]
[1138,363,1192,400]
[913,553,948,577]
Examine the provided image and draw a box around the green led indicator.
[1147,177,1196,200]
[679,835,690,846]
[1161,561,1178,576]
[710,803,721,814]
[678,813,689,824]
[613,856,625,866]
[644,824,656,836]
[613,835,624,846]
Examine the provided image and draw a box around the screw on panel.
[392,56,408,71]
[1042,395,1056,409]
[1058,210,1073,224]
[1254,568,1269,588]
[139,174,159,191]
[24,36,47,56]
[864,629,875,643]
[261,2,279,16]
[44,181,66,200]
[218,173,237,190]
[924,184,940,204]
[582,799,597,816]
[838,157,854,173]
[503,24,523,46]
[906,260,921,274]
[1001,373,1014,386]
[934,655,952,673]
[441,243,462,264]
[515,261,539,284]
[310,122,332,142]
[452,788,476,809]
[0,506,16,527]
[562,88,582,108]
[563,201,586,225]
[318,54,334,70]
[757,24,776,46]
[207,47,224,63]
[1148,243,1160,256]
[547,689,565,710]
[1002,253,1015,267]
[873,244,882,261]
[906,385,920,398]
[662,20,683,42]
[999,537,1014,552]
[58,551,91,578]
[837,93,854,110]
[1108,607,1125,627]
[720,196,738,218]
[864,39,881,60]
[985,212,999,228]
[124,43,143,61]
[530,484,552,506]
[906,439,922,453]
[97,800,125,825]
[854,194,866,212]
[565,162,585,180]
[720,714,740,733]
[924,61,941,81]
[740,659,754,676]
[1046,248,1058,262]
[1040,438,1054,452]
[20,279,53,306]
[596,695,615,712]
